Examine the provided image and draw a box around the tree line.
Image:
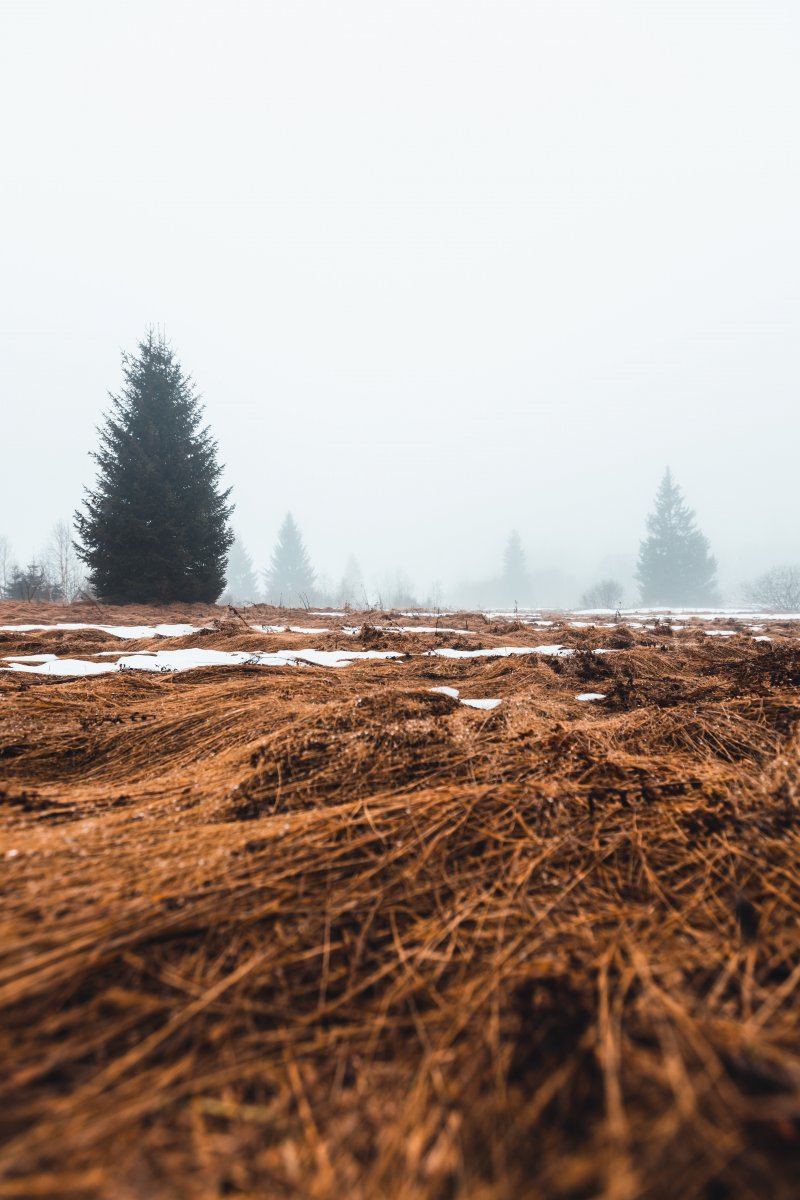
[3,332,798,611]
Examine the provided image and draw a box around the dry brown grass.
[0,603,799,1199]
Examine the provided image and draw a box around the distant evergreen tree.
[4,560,56,602]
[263,513,316,604]
[74,331,234,603]
[222,534,260,604]
[636,469,719,605]
[501,530,530,604]
[337,554,364,607]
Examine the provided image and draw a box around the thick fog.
[1,1,798,605]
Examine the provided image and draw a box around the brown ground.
[0,602,799,1199]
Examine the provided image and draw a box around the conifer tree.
[4,560,53,602]
[74,332,233,603]
[501,530,530,604]
[337,554,364,607]
[263,513,316,604]
[222,534,260,605]
[636,469,719,606]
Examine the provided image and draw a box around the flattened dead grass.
[0,605,799,1199]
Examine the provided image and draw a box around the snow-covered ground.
[1,643,599,676]
[2,648,404,676]
[425,645,576,659]
[0,622,201,639]
[2,643,580,676]
[0,608,789,677]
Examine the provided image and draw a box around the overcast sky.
[1,0,798,601]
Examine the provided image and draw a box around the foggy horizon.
[2,1,798,606]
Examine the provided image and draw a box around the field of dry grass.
[1,601,799,1199]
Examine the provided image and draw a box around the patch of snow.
[429,686,460,699]
[250,623,471,636]
[3,654,58,663]
[6,658,117,676]
[0,622,201,639]
[1,647,404,677]
[575,693,606,702]
[753,635,772,642]
[400,610,456,618]
[425,645,574,659]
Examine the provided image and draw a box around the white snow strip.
[429,686,460,699]
[1,647,404,676]
[425,644,574,660]
[3,654,58,663]
[575,692,606,702]
[574,608,800,623]
[6,658,118,676]
[704,630,737,637]
[483,611,544,619]
[251,624,474,636]
[753,635,772,642]
[0,623,201,639]
[400,611,456,618]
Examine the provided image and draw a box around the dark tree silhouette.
[263,513,316,604]
[74,332,233,603]
[501,530,530,605]
[636,469,719,606]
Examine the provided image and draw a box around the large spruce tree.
[263,513,316,604]
[74,331,234,603]
[636,469,719,606]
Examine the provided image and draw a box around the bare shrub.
[47,520,86,604]
[580,577,624,609]
[744,565,800,612]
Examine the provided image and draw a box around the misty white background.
[1,1,798,602]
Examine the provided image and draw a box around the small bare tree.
[47,520,85,604]
[0,536,12,597]
[744,566,800,612]
[580,578,624,609]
